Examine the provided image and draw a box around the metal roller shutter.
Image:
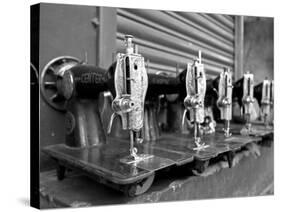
[116,8,235,78]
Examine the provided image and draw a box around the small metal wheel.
[261,139,272,147]
[193,160,209,174]
[124,174,155,197]
[261,134,273,147]
[40,56,80,111]
[56,164,66,181]
[226,151,235,168]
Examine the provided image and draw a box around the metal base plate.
[149,134,222,161]
[150,130,260,161]
[43,137,194,186]
[231,123,274,138]
[251,124,273,137]
[42,128,269,196]
[208,132,261,150]
[119,154,154,164]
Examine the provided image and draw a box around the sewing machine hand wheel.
[40,56,80,111]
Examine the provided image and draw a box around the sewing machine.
[232,72,273,141]
[254,78,274,128]
[216,68,233,137]
[251,78,274,144]
[183,51,209,150]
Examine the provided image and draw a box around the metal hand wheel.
[40,56,80,111]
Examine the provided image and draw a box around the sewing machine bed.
[251,122,274,138]
[43,132,264,196]
[152,135,226,161]
[43,137,196,196]
[230,123,274,138]
[153,133,261,161]
[44,144,174,183]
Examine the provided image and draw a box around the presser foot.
[119,154,154,164]
[120,147,154,164]
[223,128,232,138]
[193,138,210,151]
[240,125,257,136]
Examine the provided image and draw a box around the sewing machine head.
[261,79,271,105]
[254,78,272,127]
[242,72,254,108]
[107,35,151,163]
[183,51,208,150]
[217,68,233,137]
[240,71,255,134]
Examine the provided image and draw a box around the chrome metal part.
[240,72,255,135]
[183,51,209,150]
[217,67,233,137]
[260,79,271,128]
[108,35,151,163]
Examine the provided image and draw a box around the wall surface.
[243,17,273,83]
[39,3,98,170]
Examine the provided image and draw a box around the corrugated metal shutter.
[116,8,235,78]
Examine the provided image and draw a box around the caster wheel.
[226,151,235,168]
[193,160,209,174]
[262,134,273,147]
[56,165,66,181]
[124,174,155,197]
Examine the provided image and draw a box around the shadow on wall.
[244,16,273,84]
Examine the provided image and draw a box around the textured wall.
[243,17,273,84]
[38,3,98,171]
